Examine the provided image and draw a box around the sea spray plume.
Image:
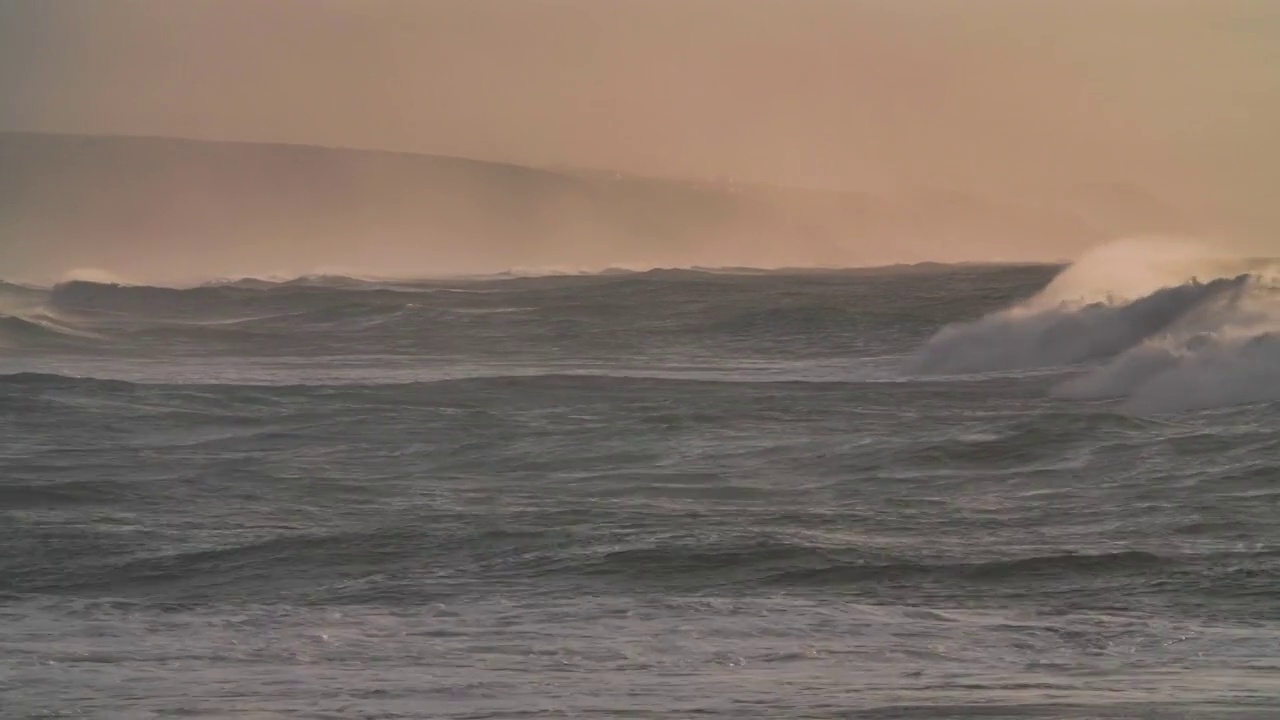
[1026,236,1245,307]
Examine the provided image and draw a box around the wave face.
[5,248,1280,718]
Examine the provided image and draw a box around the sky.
[2,0,1279,273]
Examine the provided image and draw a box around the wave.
[0,304,102,348]
[0,369,894,394]
[6,522,1201,600]
[49,280,256,318]
[769,549,1171,586]
[1055,325,1280,414]
[42,279,460,331]
[201,273,453,291]
[34,261,1044,290]
[21,268,978,354]
[211,301,428,330]
[0,279,48,299]
[30,262,1041,316]
[0,314,74,345]
[910,238,1280,413]
[0,371,138,389]
[910,274,1250,375]
[45,277,524,314]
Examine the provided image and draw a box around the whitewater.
[4,238,1280,718]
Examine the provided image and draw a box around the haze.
[2,0,1278,282]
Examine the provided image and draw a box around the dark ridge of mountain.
[0,132,1189,282]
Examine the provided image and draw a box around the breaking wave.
[910,238,1280,413]
[0,312,96,347]
[0,282,101,348]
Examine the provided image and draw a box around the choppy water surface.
[4,257,1280,718]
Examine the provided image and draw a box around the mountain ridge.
[0,131,1187,283]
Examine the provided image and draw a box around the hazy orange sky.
[3,0,1279,266]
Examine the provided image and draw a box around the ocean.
[3,248,1280,718]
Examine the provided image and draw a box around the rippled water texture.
[4,255,1280,718]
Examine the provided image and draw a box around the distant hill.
[0,132,1191,282]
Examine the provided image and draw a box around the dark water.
[3,264,1279,718]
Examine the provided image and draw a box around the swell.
[43,265,1026,315]
[769,548,1173,586]
[205,300,429,330]
[0,310,101,348]
[7,267,1029,360]
[0,479,132,509]
[48,279,434,320]
[15,523,1278,603]
[0,370,901,398]
[0,371,138,390]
